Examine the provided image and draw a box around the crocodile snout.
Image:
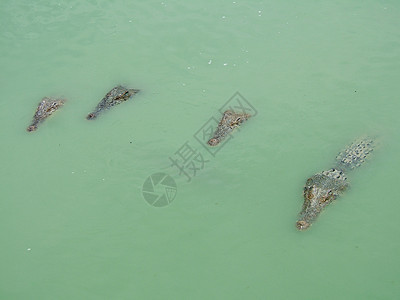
[207,138,219,146]
[296,220,310,230]
[86,113,97,120]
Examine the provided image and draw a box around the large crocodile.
[207,110,251,146]
[27,97,65,132]
[86,85,140,120]
[296,138,374,230]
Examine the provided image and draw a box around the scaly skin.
[87,85,140,120]
[27,97,65,132]
[296,138,374,230]
[207,110,251,146]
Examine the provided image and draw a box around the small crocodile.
[87,85,140,120]
[207,110,251,146]
[27,97,65,132]
[296,138,374,230]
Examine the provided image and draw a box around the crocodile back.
[334,138,374,171]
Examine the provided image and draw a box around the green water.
[1,0,400,299]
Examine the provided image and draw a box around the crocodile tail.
[334,137,374,171]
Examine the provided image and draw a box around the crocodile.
[27,97,65,132]
[296,138,374,231]
[207,110,251,146]
[86,85,140,120]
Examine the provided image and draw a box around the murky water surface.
[1,1,400,299]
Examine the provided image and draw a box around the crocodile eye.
[306,190,314,200]
[322,191,334,203]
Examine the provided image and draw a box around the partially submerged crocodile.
[207,110,251,146]
[296,138,374,230]
[86,85,140,120]
[27,97,65,132]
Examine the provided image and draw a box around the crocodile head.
[114,87,140,101]
[207,110,251,146]
[296,170,348,230]
[27,98,65,131]
[27,125,38,132]
[86,87,139,120]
